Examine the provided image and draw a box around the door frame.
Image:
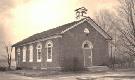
[82,40,93,67]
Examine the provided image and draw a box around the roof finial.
[75,7,88,20]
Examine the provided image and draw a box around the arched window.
[23,46,26,62]
[45,41,53,62]
[84,28,90,34]
[17,48,20,54]
[36,43,42,62]
[29,45,33,62]
[82,40,93,49]
[17,48,21,64]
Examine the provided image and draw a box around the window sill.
[22,60,26,62]
[37,59,41,62]
[29,60,33,62]
[47,59,52,62]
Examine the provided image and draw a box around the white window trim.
[45,41,53,62]
[82,40,93,67]
[47,46,52,62]
[22,47,26,62]
[84,28,90,34]
[29,45,33,62]
[17,48,20,54]
[37,58,41,62]
[82,40,93,49]
[17,48,21,64]
[36,43,42,62]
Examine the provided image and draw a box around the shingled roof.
[12,19,84,47]
[12,17,112,47]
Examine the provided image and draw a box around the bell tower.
[75,7,88,20]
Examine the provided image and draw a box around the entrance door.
[83,49,92,67]
[82,40,93,67]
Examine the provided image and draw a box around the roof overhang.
[12,34,62,47]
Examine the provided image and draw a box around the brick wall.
[15,21,110,70]
[60,21,109,70]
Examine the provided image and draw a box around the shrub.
[0,66,7,71]
[16,67,22,70]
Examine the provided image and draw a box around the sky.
[0,0,118,59]
[0,0,118,44]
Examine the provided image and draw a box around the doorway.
[82,40,93,67]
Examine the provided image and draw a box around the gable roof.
[61,17,112,39]
[12,17,112,47]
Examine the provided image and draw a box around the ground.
[1,69,135,80]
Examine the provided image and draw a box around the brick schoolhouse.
[12,17,112,70]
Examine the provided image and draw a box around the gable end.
[61,17,112,40]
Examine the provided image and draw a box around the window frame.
[84,28,90,34]
[45,41,53,62]
[17,48,20,54]
[16,48,21,64]
[36,43,42,62]
[29,45,33,62]
[22,46,26,62]
[82,40,93,49]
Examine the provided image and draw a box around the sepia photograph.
[0,0,135,80]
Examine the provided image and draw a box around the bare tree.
[94,9,134,68]
[94,0,135,68]
[95,10,116,33]
[4,43,12,70]
[118,0,135,35]
[111,0,135,67]
[116,0,135,59]
[94,9,118,68]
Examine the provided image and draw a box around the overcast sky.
[0,0,119,60]
[0,0,118,44]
